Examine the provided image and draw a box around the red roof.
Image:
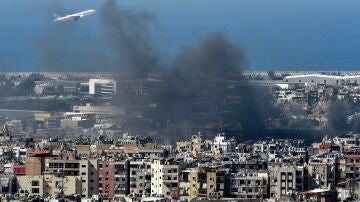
[27,151,51,155]
[319,144,331,150]
[13,166,25,175]
[344,155,360,158]
[32,133,48,138]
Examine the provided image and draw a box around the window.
[82,165,86,168]
[65,163,79,168]
[32,188,39,193]
[81,172,86,175]
[32,181,39,186]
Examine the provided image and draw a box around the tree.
[267,71,276,80]
[16,78,35,95]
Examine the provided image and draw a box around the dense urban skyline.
[1,0,360,201]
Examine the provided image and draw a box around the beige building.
[188,167,225,200]
[25,150,51,176]
[151,159,180,200]
[44,153,99,198]
[17,174,82,198]
[176,134,211,154]
[269,163,305,200]
[227,170,268,199]
[129,159,151,196]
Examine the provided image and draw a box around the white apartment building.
[211,133,236,153]
[284,74,360,85]
[89,79,117,95]
[151,159,180,199]
[73,103,125,116]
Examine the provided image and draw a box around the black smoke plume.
[99,0,161,75]
[323,101,349,136]
[36,0,283,140]
[152,33,282,139]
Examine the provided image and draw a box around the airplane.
[53,9,96,22]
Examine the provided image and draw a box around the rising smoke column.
[37,0,160,74]
[154,32,247,121]
[36,0,283,140]
[153,32,281,138]
[323,101,349,136]
[99,0,161,75]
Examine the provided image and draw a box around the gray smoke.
[100,0,160,75]
[36,0,284,140]
[324,101,349,136]
[171,32,248,76]
[153,33,282,138]
[155,32,247,120]
[37,0,160,74]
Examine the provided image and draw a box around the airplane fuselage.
[54,9,96,22]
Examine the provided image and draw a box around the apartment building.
[129,158,152,197]
[269,163,305,200]
[44,153,99,198]
[17,174,82,198]
[226,170,268,199]
[99,160,130,198]
[308,152,341,188]
[151,158,180,200]
[188,167,225,200]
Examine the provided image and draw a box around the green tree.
[16,78,35,95]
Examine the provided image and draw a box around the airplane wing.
[53,13,60,19]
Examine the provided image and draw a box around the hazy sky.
[1,0,360,71]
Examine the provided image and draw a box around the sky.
[1,0,360,71]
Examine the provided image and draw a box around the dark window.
[32,181,39,186]
[32,188,39,193]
